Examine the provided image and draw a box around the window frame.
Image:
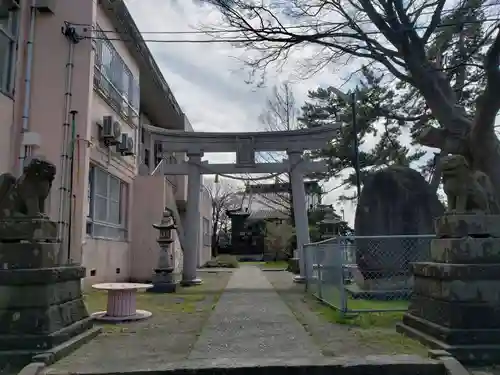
[87,165,129,241]
[202,217,210,246]
[0,3,19,95]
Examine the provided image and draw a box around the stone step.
[408,295,500,329]
[434,215,500,238]
[43,356,447,375]
[413,276,500,304]
[402,313,500,346]
[430,238,500,264]
[397,321,500,365]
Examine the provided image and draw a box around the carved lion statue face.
[441,154,469,177]
[23,158,56,183]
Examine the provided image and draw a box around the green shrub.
[203,254,239,268]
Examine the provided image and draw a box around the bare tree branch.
[473,26,500,138]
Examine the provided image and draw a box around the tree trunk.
[211,220,219,257]
[406,31,500,200]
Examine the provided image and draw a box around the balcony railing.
[151,157,178,194]
[93,65,138,123]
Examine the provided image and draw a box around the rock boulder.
[354,166,444,281]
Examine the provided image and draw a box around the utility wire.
[74,2,500,36]
[86,18,500,43]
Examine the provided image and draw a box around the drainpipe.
[19,0,37,173]
[66,110,78,264]
[57,24,79,264]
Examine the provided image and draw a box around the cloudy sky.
[122,0,408,225]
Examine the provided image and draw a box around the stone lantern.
[149,209,177,293]
[319,205,341,240]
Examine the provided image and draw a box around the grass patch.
[316,285,408,327]
[261,260,288,269]
[242,261,264,265]
[203,254,239,268]
[309,295,427,355]
[354,329,428,356]
[314,299,406,328]
[84,290,206,314]
[83,287,212,334]
[244,261,289,269]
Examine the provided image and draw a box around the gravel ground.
[48,271,231,373]
[264,271,428,357]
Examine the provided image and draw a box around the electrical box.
[35,0,55,14]
[21,131,41,147]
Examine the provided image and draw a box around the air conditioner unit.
[117,134,135,156]
[35,0,55,13]
[101,116,122,146]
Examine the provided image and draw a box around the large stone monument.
[397,154,500,364]
[0,158,100,370]
[353,166,444,294]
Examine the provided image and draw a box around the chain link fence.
[304,234,435,317]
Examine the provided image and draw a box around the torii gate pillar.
[288,151,311,283]
[181,153,203,286]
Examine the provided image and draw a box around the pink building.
[0,0,212,288]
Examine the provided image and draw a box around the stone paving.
[188,265,323,359]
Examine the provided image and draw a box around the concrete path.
[189,265,322,359]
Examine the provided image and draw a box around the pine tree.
[300,67,425,200]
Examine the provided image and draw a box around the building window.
[202,217,210,246]
[93,26,140,120]
[153,141,162,167]
[0,2,19,94]
[144,148,150,167]
[87,165,128,241]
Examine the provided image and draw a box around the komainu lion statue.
[0,157,56,219]
[441,154,500,214]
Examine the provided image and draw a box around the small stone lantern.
[149,209,177,293]
[319,206,341,240]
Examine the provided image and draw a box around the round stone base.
[180,278,203,287]
[91,309,152,323]
[293,275,307,284]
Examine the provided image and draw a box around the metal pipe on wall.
[57,26,77,264]
[66,110,78,263]
[18,0,37,174]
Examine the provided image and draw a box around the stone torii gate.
[145,124,340,285]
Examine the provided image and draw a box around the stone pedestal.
[397,214,500,365]
[150,268,177,293]
[0,219,100,370]
[346,265,412,300]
